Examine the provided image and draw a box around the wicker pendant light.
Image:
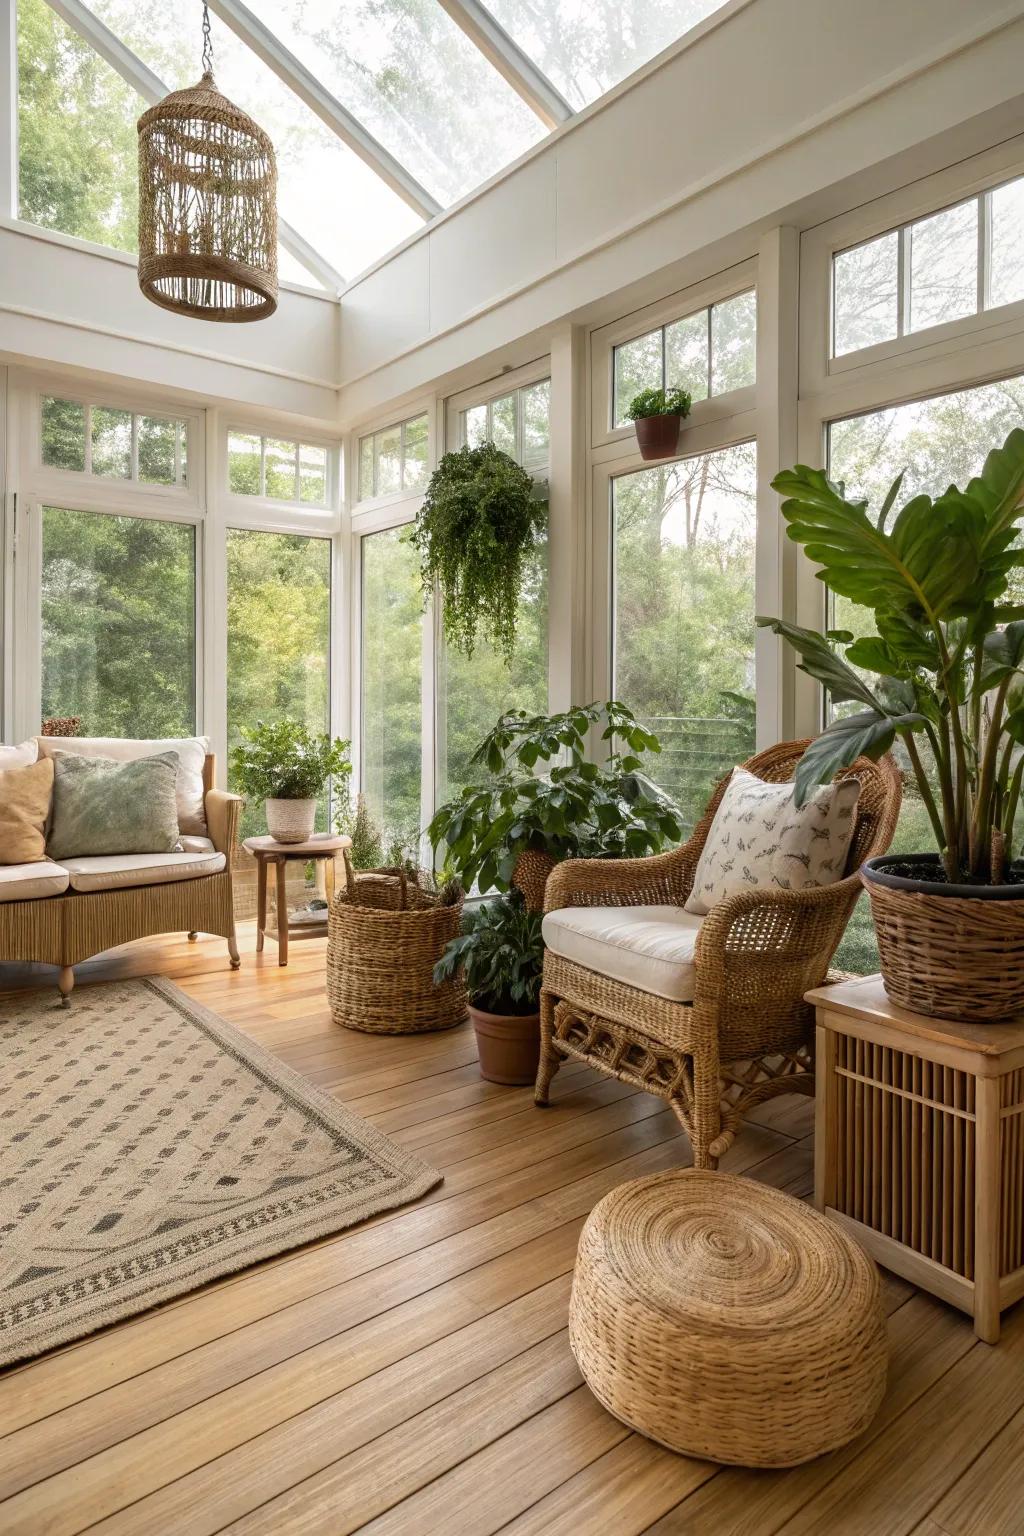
[137,2,278,322]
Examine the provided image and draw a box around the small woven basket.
[864,875,1024,1022]
[327,856,466,1035]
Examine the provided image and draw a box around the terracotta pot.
[470,1002,541,1085]
[634,412,682,461]
[265,796,317,844]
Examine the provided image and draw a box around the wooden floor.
[1,928,1021,1536]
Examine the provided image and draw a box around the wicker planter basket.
[863,854,1024,1022]
[327,857,466,1035]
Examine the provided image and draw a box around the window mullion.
[978,190,991,313]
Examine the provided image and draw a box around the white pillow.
[0,740,39,770]
[36,735,210,836]
[684,766,860,916]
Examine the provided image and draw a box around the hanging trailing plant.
[410,441,546,664]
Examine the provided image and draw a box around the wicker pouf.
[570,1170,887,1468]
[327,862,466,1035]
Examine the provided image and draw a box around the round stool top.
[586,1169,878,1336]
[243,833,352,857]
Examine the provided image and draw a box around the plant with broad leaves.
[409,441,546,665]
[229,720,351,802]
[428,701,684,895]
[433,890,544,1016]
[625,386,692,421]
[758,426,1024,884]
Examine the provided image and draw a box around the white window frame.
[355,411,432,507]
[222,421,338,524]
[590,259,758,451]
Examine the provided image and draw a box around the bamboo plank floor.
[1,926,1021,1535]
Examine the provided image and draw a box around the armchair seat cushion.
[542,905,703,1004]
[0,861,70,902]
[58,850,226,894]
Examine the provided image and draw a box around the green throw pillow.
[47,751,182,859]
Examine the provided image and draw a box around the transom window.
[831,173,1024,357]
[612,291,756,427]
[461,379,550,468]
[357,414,429,502]
[41,395,189,488]
[228,431,330,507]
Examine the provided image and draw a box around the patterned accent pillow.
[683,766,861,916]
[47,751,182,860]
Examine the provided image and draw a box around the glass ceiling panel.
[482,0,733,110]
[86,1,421,280]
[243,0,547,207]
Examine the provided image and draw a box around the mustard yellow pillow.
[0,758,55,863]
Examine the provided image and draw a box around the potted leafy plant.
[230,720,351,844]
[410,441,547,664]
[626,386,692,461]
[428,701,683,909]
[759,425,1024,1020]
[434,890,544,1084]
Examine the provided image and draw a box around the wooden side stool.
[809,973,1024,1343]
[243,834,351,966]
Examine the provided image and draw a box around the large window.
[226,530,332,839]
[831,173,1024,357]
[612,291,756,426]
[612,443,757,828]
[41,506,196,736]
[360,527,423,847]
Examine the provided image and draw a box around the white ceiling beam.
[206,0,442,221]
[44,0,346,291]
[435,0,573,130]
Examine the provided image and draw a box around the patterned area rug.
[0,976,442,1367]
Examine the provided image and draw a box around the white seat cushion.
[58,850,226,894]
[0,860,70,902]
[542,905,704,1004]
[37,736,210,836]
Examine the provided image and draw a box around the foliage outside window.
[832,173,1024,357]
[357,415,429,501]
[227,530,332,841]
[462,381,550,470]
[361,527,423,850]
[612,443,757,830]
[612,291,756,427]
[42,396,189,488]
[827,374,1024,976]
[227,432,329,506]
[41,506,196,736]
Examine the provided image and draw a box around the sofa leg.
[58,966,75,1007]
[187,931,199,942]
[227,929,241,971]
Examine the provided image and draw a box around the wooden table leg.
[256,855,267,953]
[275,857,289,967]
[325,855,336,906]
[974,1073,1002,1344]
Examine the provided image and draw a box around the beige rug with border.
[0,975,442,1367]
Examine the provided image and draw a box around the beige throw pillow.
[0,758,55,864]
[684,766,861,916]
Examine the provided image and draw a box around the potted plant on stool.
[759,425,1024,1021]
[231,720,351,844]
[434,891,544,1084]
[626,386,692,461]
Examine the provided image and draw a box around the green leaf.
[844,636,911,678]
[756,617,883,708]
[793,710,920,806]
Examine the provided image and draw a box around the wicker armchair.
[536,739,902,1169]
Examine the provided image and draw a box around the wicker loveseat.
[536,739,902,1169]
[0,737,241,1004]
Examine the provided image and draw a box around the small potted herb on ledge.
[434,890,544,1084]
[759,425,1024,1022]
[230,720,351,844]
[626,386,692,461]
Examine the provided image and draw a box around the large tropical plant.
[428,702,683,894]
[758,426,1024,885]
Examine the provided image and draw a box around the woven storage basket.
[864,874,1024,1023]
[327,856,466,1035]
[570,1169,887,1468]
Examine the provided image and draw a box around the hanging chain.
[201,0,213,74]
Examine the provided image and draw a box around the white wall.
[337,0,1024,421]
[0,223,340,425]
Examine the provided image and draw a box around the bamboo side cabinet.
[808,974,1024,1343]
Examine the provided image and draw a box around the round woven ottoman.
[569,1169,887,1468]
